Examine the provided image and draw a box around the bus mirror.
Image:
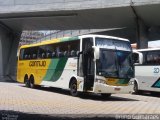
[133,52,143,65]
[92,46,100,60]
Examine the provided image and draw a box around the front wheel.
[70,80,79,97]
[133,82,139,94]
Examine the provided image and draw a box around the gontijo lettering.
[29,61,46,67]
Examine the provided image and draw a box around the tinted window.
[19,40,80,60]
[46,44,55,58]
[82,38,93,51]
[19,49,24,60]
[21,47,38,60]
[54,40,80,58]
[143,51,160,65]
[38,46,46,59]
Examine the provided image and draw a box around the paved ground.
[0,82,160,120]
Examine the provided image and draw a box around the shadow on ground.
[0,76,17,83]
[21,84,139,102]
[132,91,160,98]
[0,110,119,120]
[79,93,139,102]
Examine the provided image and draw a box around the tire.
[24,77,30,88]
[29,76,35,89]
[133,82,139,94]
[30,81,34,88]
[101,93,111,98]
[70,80,79,97]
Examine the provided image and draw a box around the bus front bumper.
[93,83,134,94]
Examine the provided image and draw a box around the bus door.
[78,38,95,91]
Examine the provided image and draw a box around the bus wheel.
[29,76,35,88]
[70,80,79,97]
[24,77,30,88]
[133,82,139,94]
[101,93,111,98]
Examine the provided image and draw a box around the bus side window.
[82,38,93,52]
[67,40,80,58]
[46,52,51,58]
[158,54,160,65]
[147,54,153,64]
[45,44,55,59]
[52,52,56,58]
[28,55,31,59]
[64,51,68,57]
[38,46,46,59]
[19,49,24,60]
[32,54,37,59]
[24,55,28,59]
[154,55,159,64]
[41,53,46,59]
[71,50,76,57]
[23,48,30,60]
[56,46,60,57]
[151,51,160,65]
[58,52,63,57]
[76,51,80,56]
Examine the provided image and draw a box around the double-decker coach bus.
[17,35,134,97]
[133,48,160,94]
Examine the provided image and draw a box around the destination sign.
[96,38,131,51]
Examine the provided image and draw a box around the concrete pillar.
[6,32,21,79]
[0,26,21,80]
[137,19,148,49]
[0,27,10,79]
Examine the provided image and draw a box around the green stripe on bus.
[43,58,68,82]
[117,79,129,84]
[152,78,160,88]
[60,36,79,42]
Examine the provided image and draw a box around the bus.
[17,34,134,97]
[133,48,160,94]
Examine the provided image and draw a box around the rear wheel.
[24,77,30,88]
[29,76,35,88]
[70,80,79,97]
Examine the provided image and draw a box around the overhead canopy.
[0,0,160,31]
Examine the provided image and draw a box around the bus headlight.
[129,80,134,85]
[96,79,106,84]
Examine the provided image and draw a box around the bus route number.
[154,68,160,74]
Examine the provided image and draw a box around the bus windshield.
[96,38,134,79]
[117,51,133,78]
[97,49,133,79]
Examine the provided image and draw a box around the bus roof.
[78,34,129,41]
[20,36,79,49]
[20,34,129,49]
[134,48,160,52]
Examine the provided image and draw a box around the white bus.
[17,34,134,97]
[133,48,160,94]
